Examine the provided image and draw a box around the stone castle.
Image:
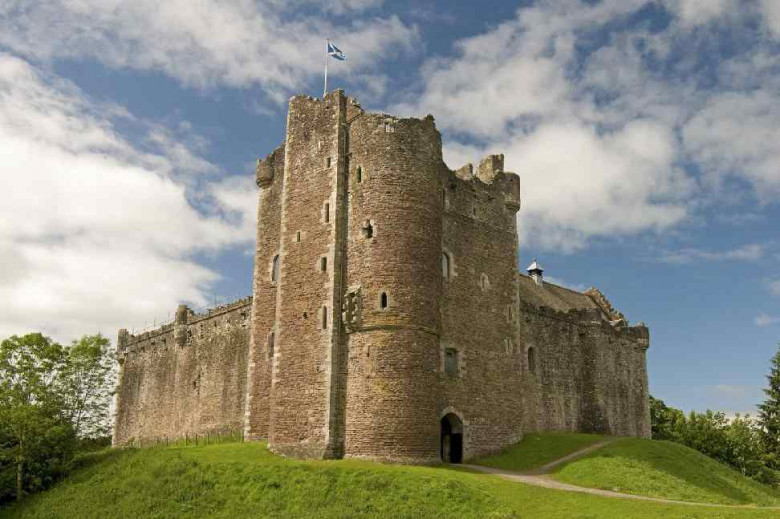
[113,90,651,463]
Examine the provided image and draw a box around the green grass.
[475,432,606,471]
[552,437,780,506]
[3,442,780,518]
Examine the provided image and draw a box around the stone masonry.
[112,91,651,462]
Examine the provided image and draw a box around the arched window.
[362,220,373,239]
[442,252,451,279]
[380,292,388,309]
[527,347,537,374]
[271,254,280,282]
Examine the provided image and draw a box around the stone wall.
[519,302,651,438]
[113,298,251,446]
[342,110,444,463]
[438,156,525,460]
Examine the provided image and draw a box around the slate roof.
[517,273,604,313]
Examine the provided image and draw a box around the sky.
[0,0,778,416]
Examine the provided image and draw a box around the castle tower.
[341,107,446,463]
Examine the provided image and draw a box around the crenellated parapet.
[443,154,521,232]
[117,297,253,359]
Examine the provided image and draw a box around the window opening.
[296,231,301,243]
[357,166,363,183]
[322,306,328,329]
[271,254,280,282]
[326,157,332,168]
[380,292,388,309]
[320,257,327,272]
[324,202,330,223]
[442,252,451,279]
[268,332,275,359]
[362,220,373,239]
[444,348,459,375]
[528,347,537,373]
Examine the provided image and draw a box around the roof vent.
[526,259,544,286]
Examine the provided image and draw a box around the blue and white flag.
[327,40,346,61]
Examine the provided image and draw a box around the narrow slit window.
[322,306,328,329]
[268,332,275,359]
[357,166,363,183]
[442,252,451,279]
[380,292,388,309]
[324,202,330,223]
[320,257,327,272]
[296,231,301,243]
[326,157,332,168]
[271,254,280,282]
[528,347,537,374]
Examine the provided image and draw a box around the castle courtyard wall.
[520,304,651,438]
[113,299,251,446]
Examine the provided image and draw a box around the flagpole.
[323,39,329,98]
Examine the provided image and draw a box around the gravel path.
[463,442,780,510]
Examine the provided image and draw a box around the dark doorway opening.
[440,413,463,463]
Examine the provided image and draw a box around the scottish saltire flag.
[327,40,346,61]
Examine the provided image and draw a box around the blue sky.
[0,0,778,416]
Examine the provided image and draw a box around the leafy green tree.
[649,395,684,441]
[60,334,116,439]
[0,333,75,502]
[758,343,780,470]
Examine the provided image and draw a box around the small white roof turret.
[527,259,544,286]
[526,259,543,274]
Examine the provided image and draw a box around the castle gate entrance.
[440,414,463,463]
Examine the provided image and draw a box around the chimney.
[526,259,544,286]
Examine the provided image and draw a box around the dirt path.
[463,442,780,510]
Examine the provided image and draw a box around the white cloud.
[683,90,780,197]
[0,54,256,342]
[658,244,766,264]
[396,0,780,251]
[760,0,780,36]
[0,1,418,100]
[766,279,780,296]
[665,0,739,27]
[755,313,780,327]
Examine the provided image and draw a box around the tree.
[649,395,685,441]
[0,334,75,502]
[59,334,116,439]
[758,343,780,470]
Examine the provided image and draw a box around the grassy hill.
[475,432,606,471]
[2,441,780,518]
[551,437,780,506]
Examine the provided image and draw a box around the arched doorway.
[440,413,463,463]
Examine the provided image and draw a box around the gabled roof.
[517,274,604,314]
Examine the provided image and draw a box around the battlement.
[519,295,649,348]
[116,297,253,363]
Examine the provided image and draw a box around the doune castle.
[113,90,651,463]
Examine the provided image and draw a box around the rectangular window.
[444,348,458,375]
[324,203,330,223]
[326,157,332,168]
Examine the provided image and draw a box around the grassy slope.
[3,443,779,519]
[552,438,780,506]
[475,432,606,471]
